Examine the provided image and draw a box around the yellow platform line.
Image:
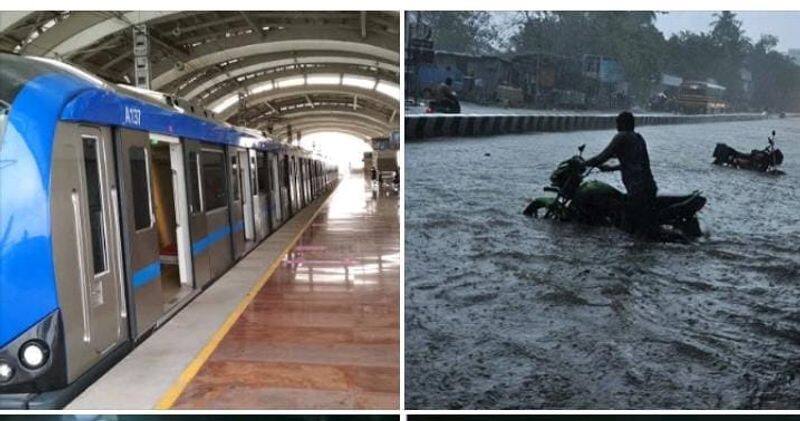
[155,188,337,409]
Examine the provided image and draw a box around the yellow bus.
[676,81,727,114]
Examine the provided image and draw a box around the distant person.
[436,77,459,108]
[584,111,658,238]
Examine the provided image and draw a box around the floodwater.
[405,117,800,409]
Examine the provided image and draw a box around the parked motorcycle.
[523,145,707,240]
[712,130,784,174]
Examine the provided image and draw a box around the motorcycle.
[523,145,707,240]
[712,130,784,174]
[425,98,461,114]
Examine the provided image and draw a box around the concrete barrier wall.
[405,113,767,140]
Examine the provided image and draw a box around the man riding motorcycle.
[583,111,658,238]
[428,77,460,113]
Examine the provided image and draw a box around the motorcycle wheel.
[676,217,702,238]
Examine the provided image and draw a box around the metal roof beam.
[0,12,35,33]
[173,53,399,99]
[217,85,397,120]
[150,28,398,88]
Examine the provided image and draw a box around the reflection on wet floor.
[173,175,399,409]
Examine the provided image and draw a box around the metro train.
[0,53,338,408]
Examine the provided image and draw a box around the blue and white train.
[0,53,338,408]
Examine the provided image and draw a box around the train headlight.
[19,341,49,369]
[0,360,14,382]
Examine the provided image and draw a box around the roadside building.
[511,52,586,109]
[581,54,629,109]
[426,50,519,104]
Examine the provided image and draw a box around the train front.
[0,53,81,408]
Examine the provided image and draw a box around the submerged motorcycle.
[523,145,707,240]
[712,130,784,174]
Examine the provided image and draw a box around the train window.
[188,152,203,213]
[250,156,258,193]
[129,147,153,231]
[230,155,240,202]
[257,152,268,194]
[270,155,280,194]
[201,150,227,211]
[82,136,108,274]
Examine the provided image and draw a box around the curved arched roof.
[0,11,400,141]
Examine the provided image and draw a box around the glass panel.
[188,152,202,213]
[83,137,107,274]
[129,147,152,230]
[270,155,280,193]
[257,152,269,194]
[230,155,240,201]
[250,156,258,194]
[238,154,248,202]
[201,150,227,211]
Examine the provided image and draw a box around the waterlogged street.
[405,117,800,409]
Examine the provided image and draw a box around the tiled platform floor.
[173,176,400,409]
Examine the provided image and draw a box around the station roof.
[0,11,400,141]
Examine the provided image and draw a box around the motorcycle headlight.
[19,340,49,369]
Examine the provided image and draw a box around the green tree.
[747,34,800,111]
[664,31,721,80]
[708,11,751,105]
[509,11,666,103]
[424,11,499,55]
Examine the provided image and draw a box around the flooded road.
[406,100,679,116]
[405,118,800,409]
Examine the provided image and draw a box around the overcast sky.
[655,11,800,52]
[489,11,800,53]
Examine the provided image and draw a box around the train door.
[256,150,271,236]
[311,161,316,198]
[51,125,127,378]
[227,146,247,259]
[250,150,266,241]
[269,153,282,227]
[314,162,320,197]
[150,134,194,311]
[293,158,301,211]
[247,149,261,240]
[294,158,305,212]
[282,154,291,221]
[298,159,306,206]
[304,160,311,204]
[116,129,162,336]
[238,149,256,245]
[184,140,211,289]
[283,155,293,216]
[290,156,298,214]
[198,145,233,279]
[306,160,314,202]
